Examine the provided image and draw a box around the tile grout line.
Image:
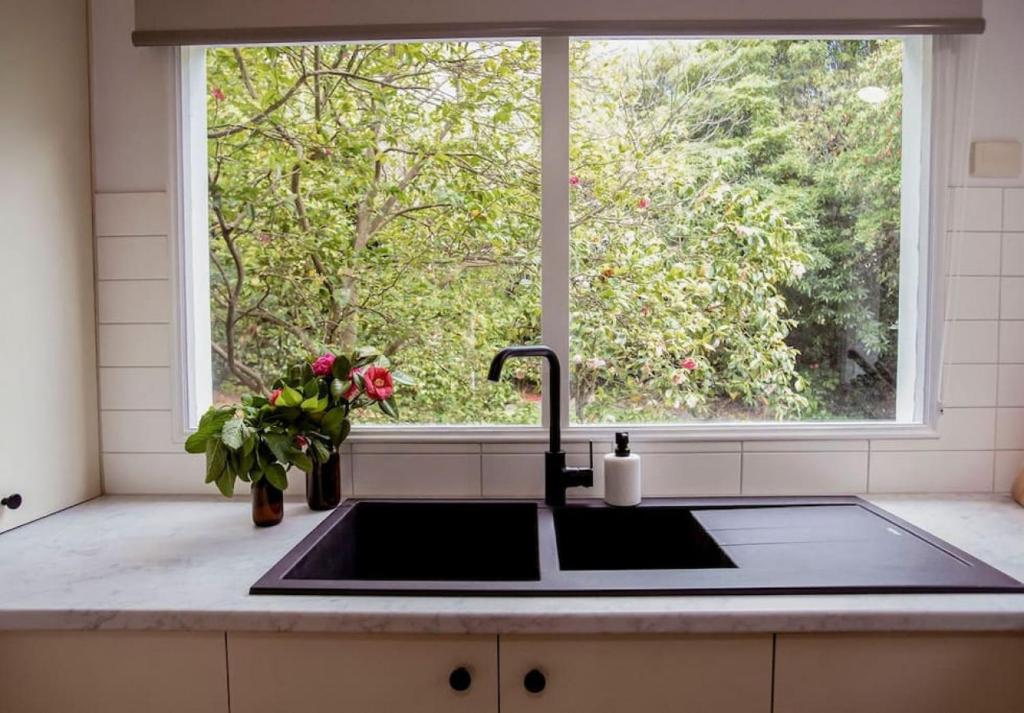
[993,188,1005,491]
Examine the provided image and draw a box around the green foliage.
[206,38,903,424]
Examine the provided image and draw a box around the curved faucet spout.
[487,345,561,453]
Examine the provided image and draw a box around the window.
[180,36,932,433]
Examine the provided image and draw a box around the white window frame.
[173,36,944,444]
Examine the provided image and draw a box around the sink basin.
[553,505,734,570]
[285,501,540,582]
[251,496,1024,596]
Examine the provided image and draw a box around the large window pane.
[569,39,905,423]
[207,41,541,424]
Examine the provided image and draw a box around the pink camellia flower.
[269,388,283,405]
[681,357,698,371]
[311,353,336,377]
[637,197,651,210]
[294,435,309,450]
[211,86,225,102]
[569,175,580,187]
[362,366,395,401]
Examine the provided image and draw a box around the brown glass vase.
[251,479,284,527]
[306,450,342,511]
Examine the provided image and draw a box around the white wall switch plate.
[971,140,1022,178]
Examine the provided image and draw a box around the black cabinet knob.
[449,666,472,692]
[1,494,21,510]
[523,668,546,694]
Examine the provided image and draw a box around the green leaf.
[185,430,210,455]
[310,439,330,464]
[331,354,351,380]
[300,395,324,412]
[390,370,416,386]
[221,417,245,450]
[204,438,226,484]
[277,384,303,408]
[263,462,288,491]
[214,469,236,498]
[264,432,292,464]
[303,378,319,399]
[379,397,399,419]
[290,451,313,473]
[329,378,346,401]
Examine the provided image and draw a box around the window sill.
[341,421,941,444]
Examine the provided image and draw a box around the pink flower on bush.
[637,197,651,210]
[342,372,360,402]
[681,357,698,371]
[311,353,336,376]
[269,388,283,405]
[211,86,225,102]
[362,366,394,401]
[569,175,580,187]
[294,435,309,450]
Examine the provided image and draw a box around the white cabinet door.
[774,633,1024,713]
[499,634,772,713]
[228,633,498,713]
[0,631,229,713]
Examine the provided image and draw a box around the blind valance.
[133,0,984,46]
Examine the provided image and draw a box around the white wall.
[89,0,1024,497]
[0,0,100,532]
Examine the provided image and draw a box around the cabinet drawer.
[499,634,772,713]
[774,633,1024,713]
[0,631,228,713]
[227,633,497,713]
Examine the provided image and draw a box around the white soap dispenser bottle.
[604,432,642,507]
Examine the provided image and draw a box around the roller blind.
[133,0,984,46]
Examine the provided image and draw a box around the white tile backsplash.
[947,276,1001,320]
[743,440,868,452]
[741,452,868,495]
[97,280,171,323]
[947,232,1002,275]
[96,236,169,279]
[942,364,999,406]
[871,408,995,452]
[1004,189,1024,232]
[869,451,994,493]
[994,451,1023,492]
[1002,233,1024,275]
[998,365,1024,406]
[1000,278,1024,319]
[97,324,170,367]
[642,453,741,496]
[952,187,1003,232]
[946,321,1000,363]
[996,408,1024,450]
[999,321,1024,363]
[353,454,481,497]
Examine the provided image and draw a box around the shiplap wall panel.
[99,367,173,410]
[98,324,171,366]
[97,236,170,279]
[97,280,172,323]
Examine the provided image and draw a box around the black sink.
[553,506,734,570]
[251,496,1024,596]
[284,501,540,582]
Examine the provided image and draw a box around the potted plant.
[274,346,411,510]
[185,394,310,527]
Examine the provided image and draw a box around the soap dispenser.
[604,432,642,507]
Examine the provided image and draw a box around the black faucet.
[488,345,594,507]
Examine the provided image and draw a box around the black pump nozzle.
[614,432,631,457]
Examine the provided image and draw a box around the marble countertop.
[1,494,1023,634]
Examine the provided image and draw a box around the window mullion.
[540,36,571,434]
